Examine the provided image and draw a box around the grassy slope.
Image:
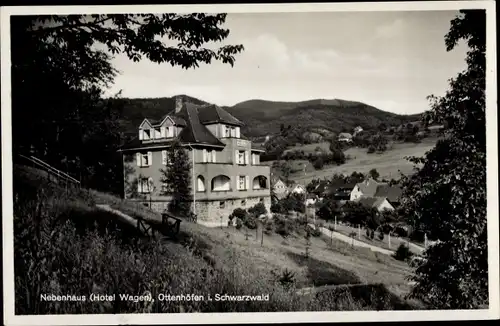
[95,190,424,308]
[14,164,423,312]
[286,138,437,185]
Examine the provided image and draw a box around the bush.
[248,202,267,218]
[235,218,243,229]
[230,208,248,223]
[312,157,324,170]
[378,231,384,241]
[393,243,413,261]
[244,216,258,230]
[367,145,376,154]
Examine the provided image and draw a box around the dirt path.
[309,224,395,256]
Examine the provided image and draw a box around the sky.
[103,10,468,115]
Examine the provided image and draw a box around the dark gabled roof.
[354,178,381,197]
[196,104,245,127]
[174,103,225,146]
[357,196,388,209]
[374,184,403,203]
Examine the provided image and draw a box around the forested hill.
[113,95,422,138]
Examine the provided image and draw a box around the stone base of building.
[135,196,272,226]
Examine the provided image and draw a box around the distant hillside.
[112,95,422,138]
[224,99,422,137]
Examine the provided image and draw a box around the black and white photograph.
[1,1,498,324]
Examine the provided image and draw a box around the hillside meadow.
[277,138,437,185]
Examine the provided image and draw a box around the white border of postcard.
[2,1,498,325]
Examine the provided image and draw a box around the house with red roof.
[119,97,271,225]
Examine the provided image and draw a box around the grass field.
[289,139,437,185]
[284,141,332,154]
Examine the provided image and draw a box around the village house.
[119,97,271,225]
[353,126,364,135]
[271,177,288,200]
[338,132,353,143]
[350,178,403,207]
[288,183,306,195]
[356,196,395,212]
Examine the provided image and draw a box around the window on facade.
[161,150,172,165]
[251,153,257,165]
[137,152,152,167]
[230,127,236,137]
[197,176,205,192]
[143,129,151,140]
[238,176,245,190]
[154,128,161,139]
[235,150,245,165]
[138,177,153,193]
[224,126,231,137]
[212,175,231,191]
[203,149,217,163]
[161,183,172,194]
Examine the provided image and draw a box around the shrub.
[367,145,376,154]
[244,216,258,230]
[230,208,248,223]
[378,231,384,241]
[248,202,267,217]
[312,157,324,170]
[393,243,413,261]
[235,218,243,229]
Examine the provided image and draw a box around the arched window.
[211,175,231,191]
[197,176,206,192]
[253,176,268,189]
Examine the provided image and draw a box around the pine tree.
[161,140,193,216]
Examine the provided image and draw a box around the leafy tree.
[368,169,380,180]
[312,157,324,170]
[316,194,340,221]
[160,140,192,216]
[12,14,243,194]
[400,10,487,309]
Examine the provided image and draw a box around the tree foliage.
[160,140,193,216]
[11,14,243,194]
[399,10,487,308]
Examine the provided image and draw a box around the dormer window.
[139,129,152,140]
[222,125,241,138]
[154,128,161,139]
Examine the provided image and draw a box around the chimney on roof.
[175,96,184,114]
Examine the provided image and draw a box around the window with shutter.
[245,151,249,165]
[161,127,166,138]
[162,150,167,165]
[245,176,250,190]
[136,153,141,166]
[147,152,152,166]
[203,149,208,162]
[211,150,216,163]
[139,129,144,140]
[235,150,239,164]
[225,125,231,137]
[137,180,142,193]
[235,127,240,138]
